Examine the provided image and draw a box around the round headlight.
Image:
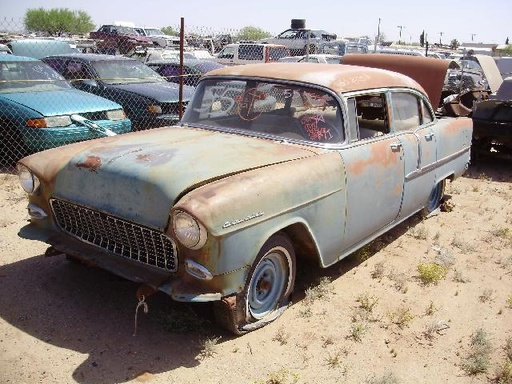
[17,164,40,194]
[172,210,207,250]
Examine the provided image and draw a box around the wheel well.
[279,223,319,264]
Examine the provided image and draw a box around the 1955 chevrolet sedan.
[17,57,473,334]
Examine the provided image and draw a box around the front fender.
[174,151,347,275]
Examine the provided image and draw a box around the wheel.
[424,180,445,214]
[213,233,296,335]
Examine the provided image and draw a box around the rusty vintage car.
[17,59,472,335]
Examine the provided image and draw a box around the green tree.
[161,26,178,36]
[24,7,94,36]
[450,39,460,50]
[235,26,272,42]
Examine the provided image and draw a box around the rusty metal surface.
[341,54,450,107]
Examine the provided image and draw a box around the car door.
[389,92,437,218]
[340,93,405,252]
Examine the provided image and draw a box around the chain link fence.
[0,19,256,171]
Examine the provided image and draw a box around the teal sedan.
[0,55,131,164]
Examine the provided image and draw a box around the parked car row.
[0,40,223,164]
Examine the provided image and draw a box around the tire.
[213,233,296,335]
[291,19,306,29]
[424,180,445,214]
[0,122,28,166]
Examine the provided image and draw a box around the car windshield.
[182,78,344,144]
[91,60,166,85]
[0,60,71,93]
[145,28,165,35]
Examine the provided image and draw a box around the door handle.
[390,143,402,151]
[425,132,435,141]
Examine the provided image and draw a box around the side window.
[420,99,434,124]
[354,93,389,139]
[218,46,235,59]
[239,45,263,60]
[390,92,420,132]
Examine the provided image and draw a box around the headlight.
[17,164,40,194]
[26,116,72,128]
[172,210,207,250]
[106,109,126,121]
[148,104,163,114]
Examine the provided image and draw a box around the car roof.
[43,53,136,62]
[204,62,427,96]
[0,54,39,62]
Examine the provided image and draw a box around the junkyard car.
[0,55,131,164]
[261,19,337,56]
[147,59,225,86]
[17,59,472,335]
[471,76,512,157]
[42,53,195,130]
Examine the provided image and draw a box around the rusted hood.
[24,127,316,230]
[341,54,450,106]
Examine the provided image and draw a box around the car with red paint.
[17,56,472,335]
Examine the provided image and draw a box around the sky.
[1,0,511,45]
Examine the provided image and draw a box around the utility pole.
[439,31,443,45]
[471,33,476,42]
[397,25,405,44]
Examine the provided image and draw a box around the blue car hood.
[108,81,195,102]
[46,127,316,230]
[2,89,122,116]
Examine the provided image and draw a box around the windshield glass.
[91,60,166,85]
[0,60,71,93]
[182,78,344,144]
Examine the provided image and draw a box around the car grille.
[50,198,178,272]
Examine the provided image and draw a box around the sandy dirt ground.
[0,157,511,384]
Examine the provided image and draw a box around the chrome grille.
[50,198,177,272]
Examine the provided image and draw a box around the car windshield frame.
[182,77,345,145]
[91,59,167,85]
[0,59,71,93]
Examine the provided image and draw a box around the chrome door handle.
[425,132,435,141]
[390,143,402,151]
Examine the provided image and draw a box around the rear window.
[238,45,264,61]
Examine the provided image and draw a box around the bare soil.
[1,157,511,384]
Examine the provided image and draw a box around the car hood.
[341,54,451,107]
[22,127,318,230]
[2,89,122,115]
[108,81,195,102]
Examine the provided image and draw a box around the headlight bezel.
[17,164,40,194]
[172,210,207,250]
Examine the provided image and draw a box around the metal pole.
[179,17,184,120]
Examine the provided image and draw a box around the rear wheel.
[424,180,445,214]
[214,233,296,335]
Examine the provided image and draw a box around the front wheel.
[214,233,296,335]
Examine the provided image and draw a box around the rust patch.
[136,284,157,300]
[347,140,399,176]
[76,156,102,173]
[136,154,151,162]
